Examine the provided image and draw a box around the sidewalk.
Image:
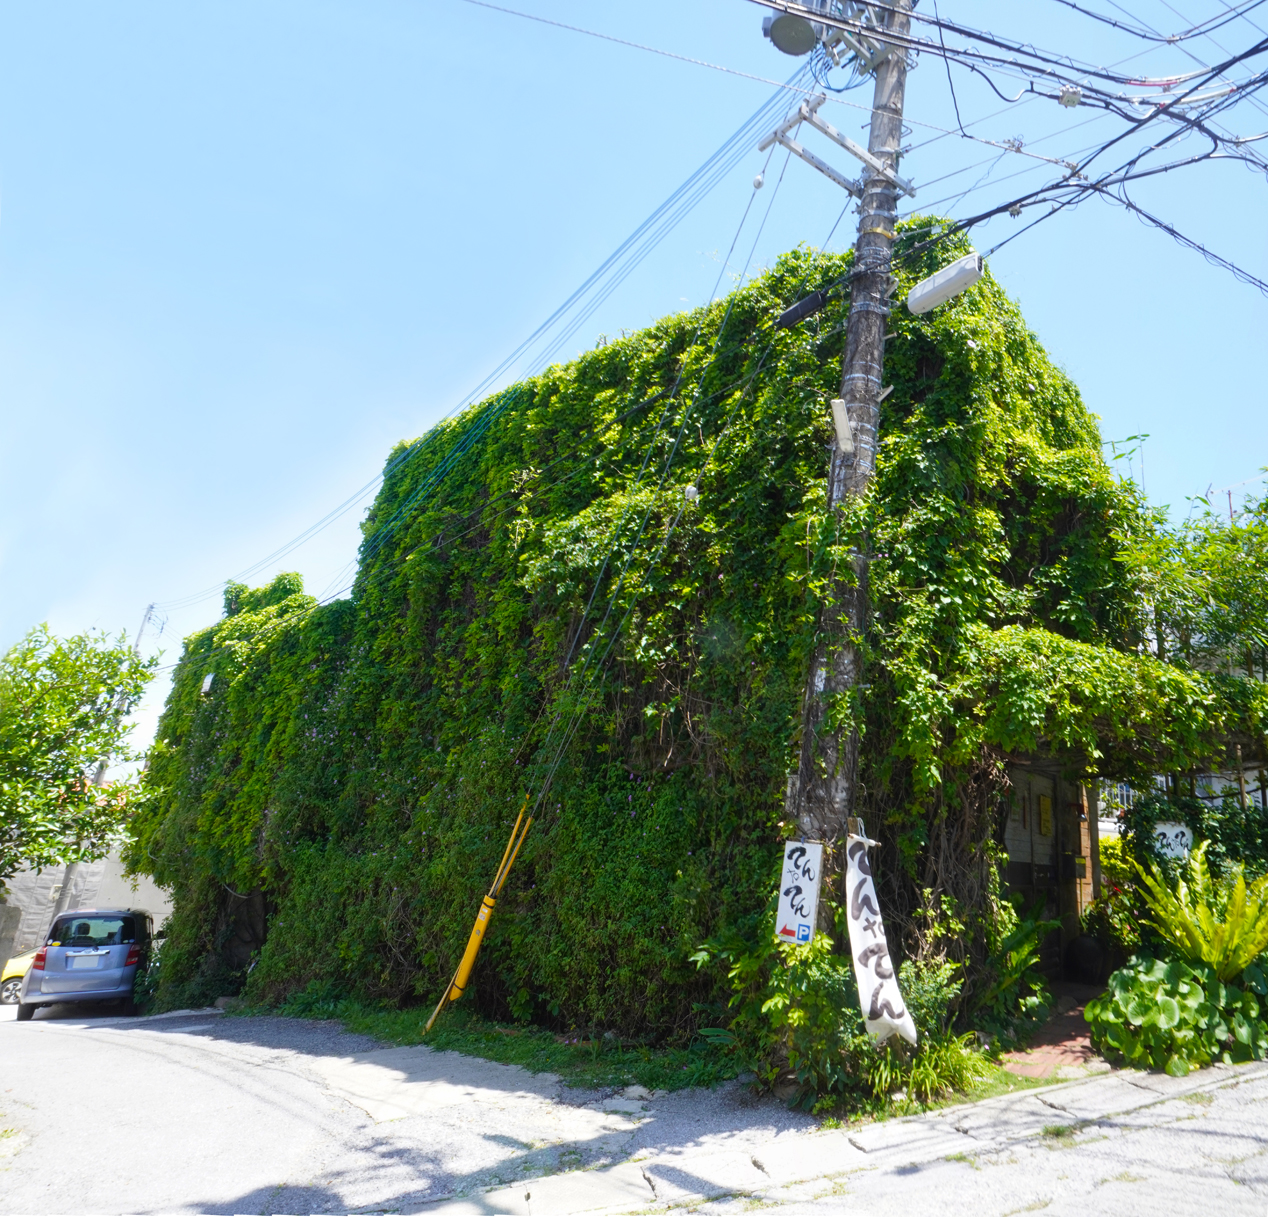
[411,1061,1268,1215]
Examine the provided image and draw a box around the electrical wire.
[511,193,850,822]
[153,68,811,618]
[156,87,811,675]
[458,0,821,92]
[752,0,1268,125]
[158,176,845,691]
[1043,0,1268,42]
[151,3,1268,663]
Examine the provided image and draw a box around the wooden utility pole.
[785,1,912,881]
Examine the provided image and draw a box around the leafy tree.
[0,625,155,880]
[1121,488,1268,676]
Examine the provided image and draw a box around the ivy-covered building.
[128,234,1266,1028]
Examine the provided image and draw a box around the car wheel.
[0,977,22,1005]
[15,1002,35,1021]
[119,996,137,1016]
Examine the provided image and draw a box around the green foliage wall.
[130,233,1263,1030]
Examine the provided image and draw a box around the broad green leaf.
[1165,1054,1190,1078]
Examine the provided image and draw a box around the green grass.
[847,1058,1053,1123]
[238,989,739,1092]
[238,983,1068,1113]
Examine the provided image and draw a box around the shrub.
[1135,842,1268,981]
[1082,835,1143,960]
[694,913,988,1111]
[1099,835,1134,888]
[1085,954,1268,1075]
[692,904,870,1108]
[1122,791,1268,880]
[899,958,962,1037]
[973,897,1058,1035]
[867,960,989,1105]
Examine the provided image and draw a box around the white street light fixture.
[906,252,984,315]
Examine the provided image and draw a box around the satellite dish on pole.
[763,12,818,55]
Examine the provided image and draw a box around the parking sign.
[776,841,823,944]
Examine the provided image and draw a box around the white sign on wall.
[844,830,918,1046]
[1153,821,1194,859]
[776,841,823,944]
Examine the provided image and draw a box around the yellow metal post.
[448,895,497,1000]
[423,804,534,1034]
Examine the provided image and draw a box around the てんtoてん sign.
[1152,820,1194,859]
[845,829,917,1045]
[776,841,823,943]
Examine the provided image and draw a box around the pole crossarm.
[767,128,865,195]
[801,101,916,196]
[759,94,915,198]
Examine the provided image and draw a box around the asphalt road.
[0,1002,810,1214]
[3,1001,1267,1216]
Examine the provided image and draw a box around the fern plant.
[1135,842,1268,981]
[973,898,1059,1033]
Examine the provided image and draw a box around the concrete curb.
[25,1006,223,1029]
[405,1061,1268,1215]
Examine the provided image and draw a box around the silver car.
[16,908,152,1021]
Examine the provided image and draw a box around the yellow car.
[2,950,37,1005]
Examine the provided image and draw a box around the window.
[49,917,135,947]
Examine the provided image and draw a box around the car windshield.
[49,917,135,947]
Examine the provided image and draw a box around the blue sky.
[1,0,1265,747]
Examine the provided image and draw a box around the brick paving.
[1000,982,1105,1079]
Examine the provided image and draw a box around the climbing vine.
[128,229,1264,1029]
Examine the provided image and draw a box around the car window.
[49,916,135,947]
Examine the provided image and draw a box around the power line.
[154,68,810,617]
[150,3,1268,645]
[754,0,1268,124]
[1043,0,1268,42]
[458,0,821,92]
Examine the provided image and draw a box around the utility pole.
[785,1,913,885]
[49,604,154,924]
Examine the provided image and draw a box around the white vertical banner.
[776,841,823,944]
[845,831,917,1045]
